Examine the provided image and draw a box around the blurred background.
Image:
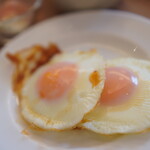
[0,0,150,48]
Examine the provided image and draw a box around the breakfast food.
[8,46,105,130]
[80,58,150,134]
[8,43,150,135]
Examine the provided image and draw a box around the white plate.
[0,10,150,150]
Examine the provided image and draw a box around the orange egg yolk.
[37,62,78,101]
[101,67,138,106]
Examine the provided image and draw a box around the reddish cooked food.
[7,44,61,97]
[89,71,101,88]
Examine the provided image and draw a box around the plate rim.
[1,9,150,54]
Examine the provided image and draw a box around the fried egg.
[21,50,105,130]
[80,58,150,134]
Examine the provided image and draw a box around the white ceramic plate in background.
[0,10,150,150]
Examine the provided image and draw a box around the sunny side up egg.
[21,50,105,130]
[80,58,150,134]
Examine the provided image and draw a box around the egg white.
[21,50,105,130]
[80,58,150,134]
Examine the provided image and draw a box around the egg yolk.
[37,62,78,101]
[101,67,138,106]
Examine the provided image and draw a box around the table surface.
[35,0,150,23]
